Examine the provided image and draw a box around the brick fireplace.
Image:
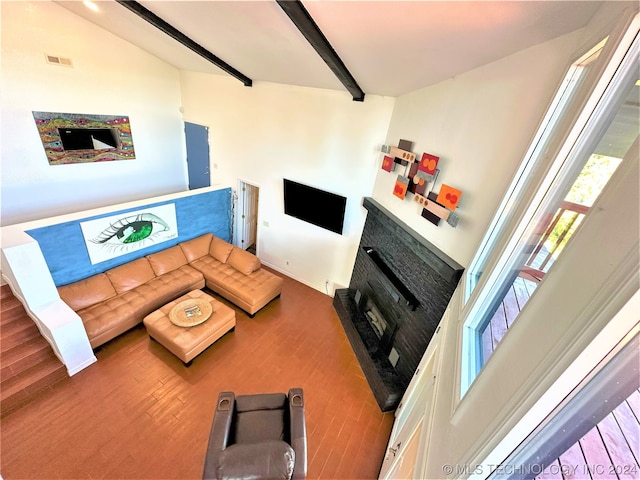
[333,197,463,411]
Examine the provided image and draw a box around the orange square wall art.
[436,184,462,210]
[393,175,410,200]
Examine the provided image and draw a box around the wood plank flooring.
[482,276,538,364]
[0,273,394,479]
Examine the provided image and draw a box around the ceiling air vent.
[45,54,73,67]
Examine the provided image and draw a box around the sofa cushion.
[140,265,205,304]
[79,265,204,348]
[58,273,117,312]
[147,245,188,276]
[209,236,234,263]
[106,257,156,294]
[191,256,282,314]
[227,247,261,275]
[79,292,146,348]
[179,233,212,262]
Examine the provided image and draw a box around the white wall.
[0,1,188,226]
[0,0,604,299]
[180,73,395,293]
[372,29,585,267]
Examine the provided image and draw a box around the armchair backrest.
[203,388,307,480]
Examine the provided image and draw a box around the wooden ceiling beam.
[115,0,253,87]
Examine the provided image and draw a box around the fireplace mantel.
[334,197,463,411]
[361,197,463,282]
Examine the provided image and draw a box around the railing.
[521,200,589,282]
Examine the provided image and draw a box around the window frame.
[463,43,603,300]
[459,17,639,399]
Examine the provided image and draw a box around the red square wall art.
[381,155,395,172]
[418,153,439,176]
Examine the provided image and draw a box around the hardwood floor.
[482,276,538,364]
[0,273,394,479]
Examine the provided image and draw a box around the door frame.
[235,179,260,253]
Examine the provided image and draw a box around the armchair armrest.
[203,392,235,480]
[288,388,307,479]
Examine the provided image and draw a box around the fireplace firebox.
[333,197,463,411]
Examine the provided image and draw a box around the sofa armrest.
[203,392,236,480]
[227,247,261,275]
[288,388,307,479]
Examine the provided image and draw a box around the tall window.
[464,41,605,300]
[460,25,639,396]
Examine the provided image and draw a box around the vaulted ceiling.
[57,1,605,98]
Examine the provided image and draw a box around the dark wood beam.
[115,0,252,87]
[276,0,365,102]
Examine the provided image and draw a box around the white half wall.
[372,29,585,267]
[1,231,97,376]
[180,74,395,293]
[0,1,188,226]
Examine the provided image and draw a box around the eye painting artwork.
[81,204,178,264]
[91,213,170,248]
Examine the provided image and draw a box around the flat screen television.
[283,179,347,235]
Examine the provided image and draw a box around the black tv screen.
[283,179,347,234]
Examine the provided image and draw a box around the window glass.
[464,43,605,300]
[481,98,635,365]
[460,30,639,396]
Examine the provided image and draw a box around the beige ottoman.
[143,290,236,365]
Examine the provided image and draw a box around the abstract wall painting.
[381,155,395,172]
[436,184,463,210]
[33,111,136,165]
[380,139,463,227]
[408,162,430,196]
[80,204,178,264]
[393,175,410,200]
[418,152,439,177]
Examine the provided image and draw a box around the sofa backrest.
[147,245,188,276]
[179,233,213,262]
[209,236,234,263]
[58,273,117,312]
[106,257,156,294]
[56,232,265,314]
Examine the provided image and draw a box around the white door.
[238,181,259,252]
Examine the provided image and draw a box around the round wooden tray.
[169,298,213,327]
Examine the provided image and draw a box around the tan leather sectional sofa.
[58,233,283,349]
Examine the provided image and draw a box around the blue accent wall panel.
[27,188,232,286]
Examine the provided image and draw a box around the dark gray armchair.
[203,388,307,480]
